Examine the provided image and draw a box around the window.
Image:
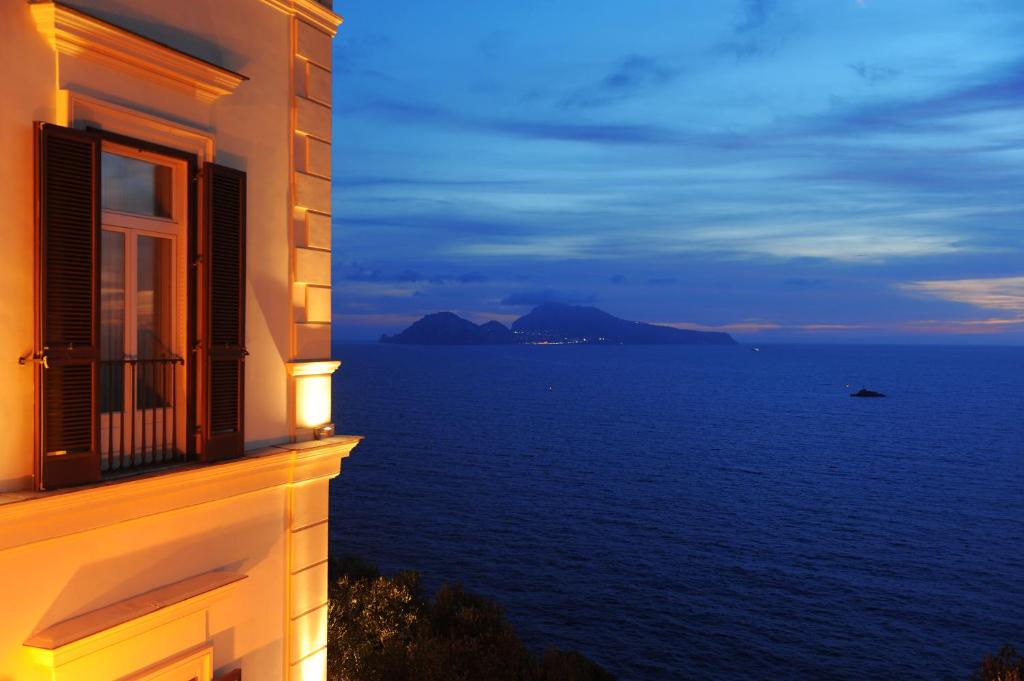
[35,123,247,490]
[98,145,186,473]
[101,152,173,217]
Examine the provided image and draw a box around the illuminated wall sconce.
[287,360,341,436]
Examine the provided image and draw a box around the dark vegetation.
[326,555,615,681]
[971,645,1024,681]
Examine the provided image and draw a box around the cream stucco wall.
[0,0,58,491]
[0,438,359,680]
[0,485,288,679]
[0,1,353,679]
[0,0,331,490]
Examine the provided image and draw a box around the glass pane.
[100,231,125,413]
[102,152,172,218]
[137,236,174,408]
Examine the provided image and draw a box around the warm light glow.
[296,375,332,428]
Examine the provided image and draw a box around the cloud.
[716,0,783,58]
[672,225,967,262]
[499,290,596,306]
[346,97,679,146]
[808,57,1024,136]
[491,120,677,145]
[661,317,1024,336]
[662,320,783,332]
[900,276,1024,313]
[448,235,601,259]
[848,62,900,85]
[560,54,679,108]
[734,0,777,33]
[342,265,490,285]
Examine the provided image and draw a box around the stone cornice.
[0,436,361,552]
[260,0,343,36]
[30,1,249,102]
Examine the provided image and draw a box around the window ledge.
[24,571,245,667]
[0,435,362,552]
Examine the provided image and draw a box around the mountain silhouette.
[380,312,514,345]
[512,303,735,345]
[380,304,735,345]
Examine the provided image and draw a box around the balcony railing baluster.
[100,356,184,475]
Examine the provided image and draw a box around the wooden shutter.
[213,670,241,681]
[36,123,102,489]
[201,162,246,461]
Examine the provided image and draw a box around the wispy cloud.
[671,225,967,262]
[900,276,1024,313]
[734,0,777,33]
[560,54,679,108]
[848,62,900,85]
[342,97,679,146]
[448,235,601,259]
[716,0,784,59]
[342,265,491,286]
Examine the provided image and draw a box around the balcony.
[100,356,185,475]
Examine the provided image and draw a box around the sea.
[327,343,1024,681]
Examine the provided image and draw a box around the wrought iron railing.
[99,356,185,474]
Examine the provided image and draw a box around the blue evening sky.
[329,0,1024,343]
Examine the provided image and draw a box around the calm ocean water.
[328,343,1024,680]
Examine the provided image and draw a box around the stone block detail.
[295,172,332,213]
[297,20,332,70]
[287,17,337,681]
[295,323,331,359]
[290,561,328,618]
[296,96,331,140]
[307,63,332,105]
[305,211,331,250]
[290,647,327,681]
[294,247,331,286]
[291,478,330,529]
[290,604,328,663]
[305,286,331,324]
[306,137,331,178]
[290,520,329,572]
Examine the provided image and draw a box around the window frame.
[92,130,201,469]
[98,142,189,470]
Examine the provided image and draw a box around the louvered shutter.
[36,123,102,489]
[201,162,246,461]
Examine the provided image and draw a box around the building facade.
[0,1,357,678]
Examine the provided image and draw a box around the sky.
[328,0,1024,343]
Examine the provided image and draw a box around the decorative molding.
[0,436,361,552]
[259,0,344,35]
[31,2,248,102]
[60,90,215,164]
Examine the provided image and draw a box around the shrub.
[972,645,1024,681]
[326,557,614,681]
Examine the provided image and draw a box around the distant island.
[379,303,736,345]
